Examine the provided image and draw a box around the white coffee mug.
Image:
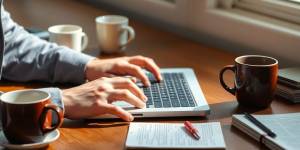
[95,15,135,54]
[48,24,88,52]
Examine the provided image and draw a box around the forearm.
[1,6,95,84]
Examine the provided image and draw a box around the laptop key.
[148,104,155,108]
[172,101,180,107]
[181,101,189,107]
[162,101,171,107]
[153,97,161,102]
[146,100,153,105]
[154,101,162,108]
[189,102,196,107]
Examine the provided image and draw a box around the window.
[221,0,300,25]
[93,0,300,65]
[161,0,176,4]
[94,0,189,27]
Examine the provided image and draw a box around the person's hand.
[85,55,163,86]
[62,77,147,121]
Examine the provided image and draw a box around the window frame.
[227,0,300,24]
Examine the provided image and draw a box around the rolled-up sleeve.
[1,6,95,84]
[0,5,96,116]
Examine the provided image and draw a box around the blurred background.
[90,0,300,67]
[5,0,300,66]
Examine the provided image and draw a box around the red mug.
[0,89,64,144]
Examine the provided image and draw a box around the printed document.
[126,122,226,149]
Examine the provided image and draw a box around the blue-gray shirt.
[0,4,95,109]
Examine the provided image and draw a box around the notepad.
[125,122,226,149]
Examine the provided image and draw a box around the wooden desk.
[2,0,300,150]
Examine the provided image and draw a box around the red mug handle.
[39,104,64,134]
[219,65,236,95]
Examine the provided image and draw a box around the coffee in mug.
[48,24,88,52]
[219,55,278,108]
[95,15,135,54]
[0,90,64,144]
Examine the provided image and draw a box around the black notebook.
[278,67,300,89]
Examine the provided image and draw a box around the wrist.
[61,89,72,118]
[85,58,98,81]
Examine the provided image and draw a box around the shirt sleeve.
[1,6,95,84]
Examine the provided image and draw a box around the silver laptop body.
[94,68,210,118]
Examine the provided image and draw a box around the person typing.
[0,1,162,122]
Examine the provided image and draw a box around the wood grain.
[1,0,299,150]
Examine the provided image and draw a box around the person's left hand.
[85,55,163,86]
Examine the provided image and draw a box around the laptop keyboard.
[141,73,196,108]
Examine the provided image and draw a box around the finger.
[114,76,138,83]
[87,72,115,81]
[101,73,116,78]
[111,78,147,101]
[127,76,137,83]
[108,89,146,108]
[128,56,163,81]
[102,103,134,122]
[117,63,150,86]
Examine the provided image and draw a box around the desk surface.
[2,0,300,150]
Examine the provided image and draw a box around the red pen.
[184,121,200,140]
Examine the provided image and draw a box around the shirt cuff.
[39,87,64,109]
[54,46,95,84]
[39,87,64,124]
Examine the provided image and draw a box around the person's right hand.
[62,76,147,121]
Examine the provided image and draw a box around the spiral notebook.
[232,113,300,150]
[125,122,226,149]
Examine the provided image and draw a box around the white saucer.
[0,129,60,149]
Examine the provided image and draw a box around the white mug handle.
[81,32,88,51]
[121,26,135,46]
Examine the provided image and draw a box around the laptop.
[94,68,210,118]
